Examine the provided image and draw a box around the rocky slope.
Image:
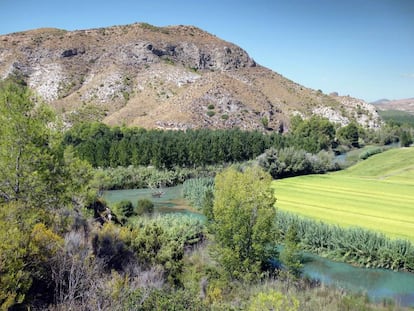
[0,23,382,131]
[372,98,414,115]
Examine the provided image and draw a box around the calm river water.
[104,185,414,307]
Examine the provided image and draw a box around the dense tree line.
[63,123,279,169]
[62,116,340,169]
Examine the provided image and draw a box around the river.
[104,186,414,307]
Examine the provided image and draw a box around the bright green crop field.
[273,147,414,241]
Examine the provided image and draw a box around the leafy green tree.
[337,122,360,148]
[289,116,336,152]
[0,79,94,309]
[212,166,277,281]
[0,80,60,207]
[400,130,413,147]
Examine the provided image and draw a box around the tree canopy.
[212,166,277,280]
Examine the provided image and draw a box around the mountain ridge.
[0,22,381,131]
[371,97,414,114]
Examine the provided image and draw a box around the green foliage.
[280,224,302,278]
[400,130,413,147]
[66,103,108,124]
[207,103,215,110]
[212,166,277,281]
[0,80,94,210]
[136,198,154,216]
[130,214,205,284]
[206,110,215,117]
[131,214,205,247]
[276,211,414,271]
[378,109,414,128]
[0,79,60,207]
[92,222,135,271]
[0,80,96,310]
[0,203,32,310]
[257,147,337,179]
[248,290,299,311]
[221,114,229,120]
[0,202,65,310]
[359,146,383,160]
[137,288,208,311]
[202,188,215,224]
[289,115,336,152]
[182,177,214,210]
[261,116,269,128]
[63,119,345,171]
[336,122,360,147]
[92,165,218,191]
[139,22,169,34]
[115,200,135,221]
[63,123,283,169]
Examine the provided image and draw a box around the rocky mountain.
[0,23,381,131]
[371,98,414,115]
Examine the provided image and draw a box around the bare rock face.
[0,23,380,131]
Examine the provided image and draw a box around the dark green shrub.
[116,200,135,218]
[207,104,215,110]
[359,147,383,160]
[136,199,154,216]
[261,117,269,128]
[206,110,215,117]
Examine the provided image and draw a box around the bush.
[206,110,215,117]
[129,214,205,284]
[248,290,299,311]
[116,200,135,219]
[257,147,337,179]
[92,223,136,272]
[136,199,154,216]
[359,147,383,160]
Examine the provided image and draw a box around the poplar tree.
[212,166,277,280]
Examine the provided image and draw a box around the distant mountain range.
[371,98,414,115]
[0,23,381,131]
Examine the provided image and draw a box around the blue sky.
[1,0,413,102]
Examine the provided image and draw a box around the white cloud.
[401,73,414,79]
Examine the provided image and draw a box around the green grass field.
[273,147,414,241]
